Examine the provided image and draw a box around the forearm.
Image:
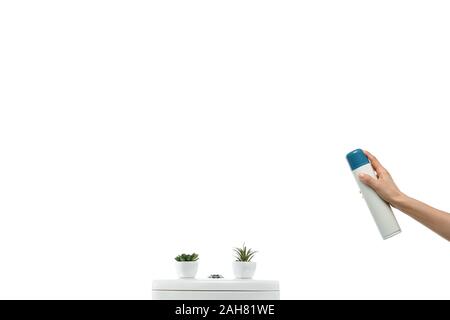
[392,195,450,241]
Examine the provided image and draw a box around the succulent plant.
[175,253,199,262]
[233,243,257,262]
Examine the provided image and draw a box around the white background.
[1,1,449,299]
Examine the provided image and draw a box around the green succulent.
[233,243,257,262]
[175,253,199,262]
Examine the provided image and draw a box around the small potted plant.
[174,253,199,278]
[233,244,257,279]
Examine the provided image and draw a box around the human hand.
[358,150,405,207]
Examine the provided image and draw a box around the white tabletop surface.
[152,279,280,291]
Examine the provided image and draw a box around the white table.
[152,279,280,300]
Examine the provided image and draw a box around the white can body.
[352,163,401,239]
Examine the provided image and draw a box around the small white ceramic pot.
[175,261,199,278]
[232,261,256,279]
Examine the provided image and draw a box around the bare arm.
[358,150,450,242]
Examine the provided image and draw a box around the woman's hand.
[358,150,450,241]
[358,150,405,207]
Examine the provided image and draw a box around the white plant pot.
[175,261,198,279]
[233,261,256,279]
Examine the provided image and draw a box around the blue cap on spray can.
[346,149,370,170]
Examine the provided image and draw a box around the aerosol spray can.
[346,149,401,239]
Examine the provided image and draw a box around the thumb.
[358,173,378,189]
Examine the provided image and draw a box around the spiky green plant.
[233,243,257,262]
[175,253,199,262]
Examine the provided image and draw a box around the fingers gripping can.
[346,149,401,240]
